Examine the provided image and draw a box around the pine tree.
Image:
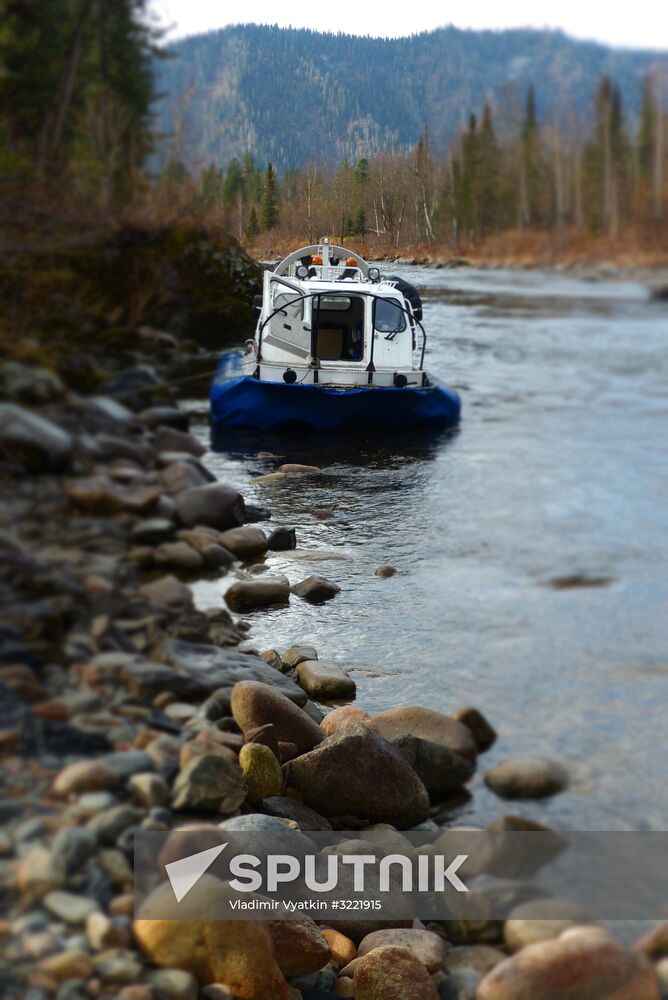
[413,128,435,242]
[521,85,543,226]
[583,75,630,233]
[460,113,479,240]
[247,204,260,238]
[261,162,279,230]
[223,158,243,209]
[638,75,657,186]
[353,205,366,235]
[478,105,499,233]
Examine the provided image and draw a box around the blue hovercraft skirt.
[209,354,461,431]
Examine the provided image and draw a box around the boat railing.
[273,244,372,278]
[257,288,427,375]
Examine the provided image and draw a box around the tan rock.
[134,879,289,997]
[477,928,660,1000]
[373,705,477,762]
[17,847,66,896]
[39,949,94,982]
[353,945,440,999]
[278,464,321,474]
[129,772,170,808]
[504,899,594,952]
[322,928,357,968]
[52,760,119,797]
[320,705,376,737]
[485,756,569,799]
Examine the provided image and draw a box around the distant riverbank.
[247,227,668,283]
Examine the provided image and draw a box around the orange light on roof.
[346,257,357,266]
[312,254,323,265]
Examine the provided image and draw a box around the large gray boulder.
[174,483,245,530]
[164,641,307,708]
[0,403,73,471]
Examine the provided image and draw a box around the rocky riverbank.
[1,238,667,999]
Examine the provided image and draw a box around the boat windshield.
[374,297,407,334]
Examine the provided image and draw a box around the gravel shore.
[1,273,666,998]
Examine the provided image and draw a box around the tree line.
[0,7,665,256]
[160,74,667,251]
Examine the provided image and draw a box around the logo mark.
[165,842,228,902]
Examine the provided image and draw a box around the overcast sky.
[150,0,667,50]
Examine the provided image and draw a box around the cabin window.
[318,296,351,310]
[374,297,406,334]
[273,291,304,320]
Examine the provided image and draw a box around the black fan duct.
[384,275,423,321]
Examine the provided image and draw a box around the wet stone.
[296,660,356,701]
[268,527,297,550]
[225,578,291,611]
[291,575,341,603]
[282,644,319,669]
[484,756,569,800]
[244,503,272,523]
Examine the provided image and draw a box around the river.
[189,265,668,833]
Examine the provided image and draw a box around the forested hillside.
[155,23,668,171]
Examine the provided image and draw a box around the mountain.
[153,24,668,172]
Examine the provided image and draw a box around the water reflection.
[210,422,458,469]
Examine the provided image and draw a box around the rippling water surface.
[190,267,668,831]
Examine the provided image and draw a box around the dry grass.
[243,226,668,269]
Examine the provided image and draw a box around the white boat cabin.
[244,240,428,388]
